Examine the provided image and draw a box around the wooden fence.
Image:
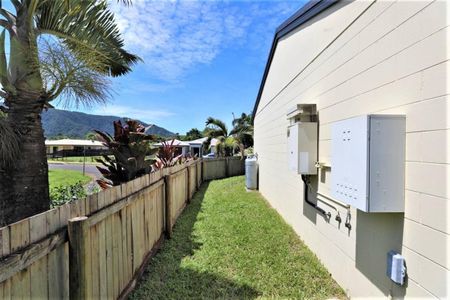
[0,157,244,299]
[202,157,245,181]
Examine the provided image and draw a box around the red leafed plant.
[152,140,183,170]
[94,120,157,188]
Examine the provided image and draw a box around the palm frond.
[205,117,228,136]
[40,39,111,107]
[35,0,140,77]
[230,123,253,136]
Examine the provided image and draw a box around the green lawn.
[131,176,345,299]
[48,169,92,189]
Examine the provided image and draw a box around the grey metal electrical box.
[387,251,406,285]
[287,122,318,175]
[331,115,405,212]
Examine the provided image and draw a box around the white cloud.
[110,0,300,81]
[93,104,175,123]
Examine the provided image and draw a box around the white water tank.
[245,156,258,190]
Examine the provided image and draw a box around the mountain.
[41,109,175,139]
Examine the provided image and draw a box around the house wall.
[46,145,106,154]
[46,145,75,154]
[254,0,449,298]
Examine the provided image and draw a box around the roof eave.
[251,0,340,124]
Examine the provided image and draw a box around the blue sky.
[87,0,305,134]
[5,0,305,134]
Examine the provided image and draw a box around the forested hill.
[42,109,174,139]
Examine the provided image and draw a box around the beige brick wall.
[254,0,449,298]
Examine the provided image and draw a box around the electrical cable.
[301,174,329,217]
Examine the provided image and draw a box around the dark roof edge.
[251,0,340,124]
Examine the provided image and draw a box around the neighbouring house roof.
[45,139,105,147]
[154,137,218,147]
[153,139,190,147]
[188,137,218,146]
[251,0,339,123]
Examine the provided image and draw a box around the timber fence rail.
[0,157,244,299]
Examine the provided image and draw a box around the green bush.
[50,181,87,208]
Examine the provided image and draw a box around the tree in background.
[185,128,203,141]
[204,117,237,157]
[230,113,254,157]
[0,0,138,225]
[85,131,99,141]
[47,133,71,140]
[204,113,254,158]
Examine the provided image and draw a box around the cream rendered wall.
[254,0,449,298]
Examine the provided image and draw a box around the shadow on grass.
[130,181,260,300]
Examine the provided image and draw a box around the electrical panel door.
[331,116,369,210]
[331,115,405,212]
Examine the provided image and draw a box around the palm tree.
[0,1,138,225]
[230,113,253,157]
[204,117,237,157]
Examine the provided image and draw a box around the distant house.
[45,139,107,157]
[154,137,217,157]
[187,137,217,157]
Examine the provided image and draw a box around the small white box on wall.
[287,122,317,175]
[387,251,406,285]
[331,115,405,212]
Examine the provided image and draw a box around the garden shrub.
[50,181,87,208]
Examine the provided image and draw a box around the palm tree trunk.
[0,96,49,226]
[0,12,49,226]
[0,169,13,226]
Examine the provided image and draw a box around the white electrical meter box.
[287,122,317,175]
[331,115,405,212]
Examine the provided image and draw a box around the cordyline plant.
[152,140,198,170]
[152,140,183,170]
[94,120,157,189]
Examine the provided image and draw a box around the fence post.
[200,160,203,185]
[68,216,91,300]
[186,166,191,204]
[201,160,205,182]
[195,161,199,190]
[225,158,230,178]
[164,175,172,239]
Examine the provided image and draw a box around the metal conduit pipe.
[316,191,350,209]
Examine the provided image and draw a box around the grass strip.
[48,169,92,189]
[131,176,345,299]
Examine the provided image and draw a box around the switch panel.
[331,115,405,212]
[288,122,317,175]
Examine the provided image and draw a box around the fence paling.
[0,229,67,283]
[202,157,245,180]
[0,158,244,299]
